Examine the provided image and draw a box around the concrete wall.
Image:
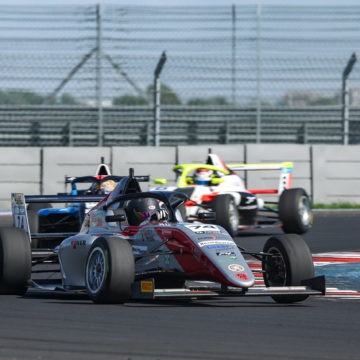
[0,147,41,210]
[43,147,111,195]
[112,147,177,190]
[312,145,360,203]
[2,145,360,209]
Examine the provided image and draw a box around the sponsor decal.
[207,244,231,250]
[141,281,154,293]
[216,251,236,256]
[228,264,245,272]
[218,259,236,263]
[185,224,220,233]
[197,235,217,241]
[72,238,86,249]
[199,240,234,247]
[235,273,249,281]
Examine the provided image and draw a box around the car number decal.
[185,224,220,232]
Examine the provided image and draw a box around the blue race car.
[27,159,149,247]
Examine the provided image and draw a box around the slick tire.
[213,194,239,237]
[85,237,135,304]
[0,227,32,295]
[278,188,313,234]
[262,234,314,303]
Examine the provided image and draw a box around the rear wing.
[65,175,150,184]
[226,162,293,195]
[11,192,106,245]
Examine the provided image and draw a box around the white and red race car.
[153,152,312,237]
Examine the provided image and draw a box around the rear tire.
[27,210,40,248]
[262,234,314,303]
[212,194,239,237]
[279,188,312,234]
[85,237,135,304]
[0,227,31,295]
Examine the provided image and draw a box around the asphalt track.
[0,212,359,360]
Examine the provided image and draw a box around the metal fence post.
[342,52,357,145]
[231,4,236,105]
[96,3,104,147]
[153,51,167,147]
[256,0,262,143]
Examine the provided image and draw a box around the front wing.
[131,276,325,300]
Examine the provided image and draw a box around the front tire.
[0,227,31,295]
[85,237,135,304]
[279,188,312,234]
[212,194,239,237]
[262,234,314,303]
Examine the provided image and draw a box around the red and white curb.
[248,251,360,299]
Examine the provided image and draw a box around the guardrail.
[0,105,360,146]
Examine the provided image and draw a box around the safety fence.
[1,5,360,145]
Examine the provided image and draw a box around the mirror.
[198,212,216,221]
[105,214,126,222]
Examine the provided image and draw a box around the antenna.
[129,168,134,178]
[208,148,212,154]
[101,156,105,164]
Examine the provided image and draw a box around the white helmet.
[194,168,213,185]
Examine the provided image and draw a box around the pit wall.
[1,145,359,210]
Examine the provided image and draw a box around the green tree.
[309,97,337,106]
[0,90,44,105]
[146,83,181,105]
[59,93,79,105]
[0,90,79,105]
[187,96,229,106]
[113,94,148,106]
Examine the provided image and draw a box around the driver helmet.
[100,180,116,194]
[89,182,100,194]
[194,168,213,185]
[125,198,160,226]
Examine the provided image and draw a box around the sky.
[1,0,360,6]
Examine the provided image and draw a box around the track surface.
[0,212,359,360]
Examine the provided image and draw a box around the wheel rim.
[86,247,106,294]
[228,200,239,232]
[298,195,311,227]
[264,246,287,286]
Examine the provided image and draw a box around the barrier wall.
[2,145,360,209]
[0,148,41,210]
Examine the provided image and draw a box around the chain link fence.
[0,4,360,146]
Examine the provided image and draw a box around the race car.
[2,169,325,304]
[153,152,313,237]
[26,158,149,247]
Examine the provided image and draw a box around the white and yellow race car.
[153,152,312,237]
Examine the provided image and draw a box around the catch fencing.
[1,5,360,145]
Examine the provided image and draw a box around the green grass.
[312,202,360,209]
[264,202,360,209]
